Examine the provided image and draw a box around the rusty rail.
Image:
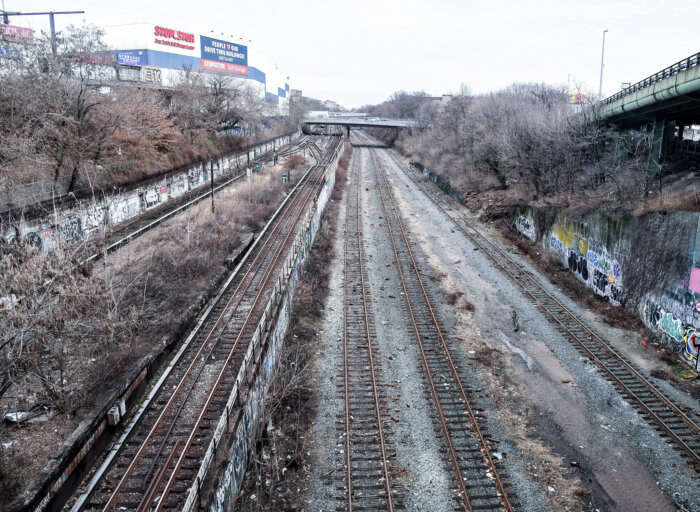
[382,146,700,467]
[368,145,514,511]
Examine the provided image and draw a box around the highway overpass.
[302,115,420,135]
[599,52,700,171]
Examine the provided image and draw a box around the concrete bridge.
[599,51,700,171]
[302,115,420,135]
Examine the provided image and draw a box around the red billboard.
[201,59,248,75]
[0,24,34,43]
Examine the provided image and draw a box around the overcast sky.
[8,0,700,108]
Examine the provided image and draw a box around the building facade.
[102,22,290,112]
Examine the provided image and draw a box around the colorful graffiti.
[545,217,625,306]
[518,210,700,369]
[683,328,699,367]
[643,297,699,367]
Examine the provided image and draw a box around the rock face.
[515,206,700,369]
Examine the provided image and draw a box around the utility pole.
[210,161,215,213]
[0,10,84,55]
[598,29,609,98]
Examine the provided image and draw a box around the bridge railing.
[602,51,700,105]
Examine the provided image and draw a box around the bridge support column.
[649,117,676,176]
[346,125,351,138]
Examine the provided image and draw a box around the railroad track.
[72,136,341,512]
[366,146,516,512]
[338,148,400,511]
[374,145,700,468]
[83,136,313,263]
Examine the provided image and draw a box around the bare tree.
[0,23,118,191]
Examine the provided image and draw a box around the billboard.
[117,51,142,66]
[200,35,248,75]
[0,24,33,42]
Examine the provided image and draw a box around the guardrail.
[601,52,700,105]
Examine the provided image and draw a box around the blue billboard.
[117,52,142,66]
[200,36,248,75]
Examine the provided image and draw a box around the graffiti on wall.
[109,191,141,225]
[545,219,625,306]
[643,291,700,368]
[59,214,81,241]
[80,203,105,233]
[168,175,187,200]
[2,132,301,256]
[515,214,537,241]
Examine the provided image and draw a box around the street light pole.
[598,29,609,98]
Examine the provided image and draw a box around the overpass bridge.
[302,115,420,135]
[599,51,700,171]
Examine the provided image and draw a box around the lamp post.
[598,29,609,98]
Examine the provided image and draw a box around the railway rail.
[83,136,313,263]
[375,144,700,468]
[365,145,516,512]
[71,136,342,511]
[339,148,400,511]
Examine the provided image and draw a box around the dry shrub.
[0,240,147,412]
[117,168,291,346]
[283,154,304,171]
[446,290,463,305]
[461,298,475,312]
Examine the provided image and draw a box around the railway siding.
[190,138,341,511]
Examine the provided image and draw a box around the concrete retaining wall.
[515,207,700,370]
[1,131,300,253]
[204,141,341,512]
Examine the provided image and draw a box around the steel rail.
[153,136,342,511]
[381,148,700,466]
[71,138,329,512]
[342,148,395,511]
[368,147,513,511]
[99,137,337,511]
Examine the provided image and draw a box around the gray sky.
[9,0,700,108]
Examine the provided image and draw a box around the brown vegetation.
[283,153,304,171]
[0,162,302,508]
[0,24,285,193]
[364,87,678,217]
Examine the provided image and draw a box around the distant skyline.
[7,0,700,108]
